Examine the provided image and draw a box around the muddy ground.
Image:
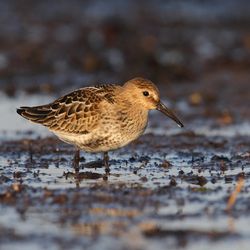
[0,1,250,250]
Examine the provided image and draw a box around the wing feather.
[17,85,118,134]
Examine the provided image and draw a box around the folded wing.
[17,86,116,134]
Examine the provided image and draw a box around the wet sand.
[0,130,250,249]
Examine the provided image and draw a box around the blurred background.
[0,0,250,137]
[0,0,250,139]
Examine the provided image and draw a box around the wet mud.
[0,132,250,249]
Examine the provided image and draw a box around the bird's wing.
[17,85,118,134]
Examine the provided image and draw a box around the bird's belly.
[52,121,147,153]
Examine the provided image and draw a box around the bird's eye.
[143,91,149,96]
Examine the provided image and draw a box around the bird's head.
[123,77,184,128]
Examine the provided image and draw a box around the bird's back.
[17,84,119,134]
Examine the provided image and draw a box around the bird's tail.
[17,106,52,124]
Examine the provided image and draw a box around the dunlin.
[17,77,183,173]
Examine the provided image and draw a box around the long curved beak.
[156,102,184,128]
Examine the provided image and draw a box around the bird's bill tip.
[156,102,184,128]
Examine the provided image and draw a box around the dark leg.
[103,152,110,174]
[73,148,80,172]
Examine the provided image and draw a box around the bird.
[17,77,184,174]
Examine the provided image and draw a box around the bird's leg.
[103,152,110,174]
[73,148,80,173]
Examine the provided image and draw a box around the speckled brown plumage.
[18,84,117,134]
[17,77,184,173]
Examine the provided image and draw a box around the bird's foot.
[105,166,110,174]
